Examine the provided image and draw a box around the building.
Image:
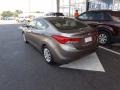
[59,0,120,17]
[60,0,86,16]
[113,0,120,11]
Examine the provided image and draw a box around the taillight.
[52,35,80,44]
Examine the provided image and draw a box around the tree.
[1,11,14,17]
[13,10,23,17]
[35,11,41,13]
[15,10,23,14]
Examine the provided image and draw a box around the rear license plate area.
[85,37,92,43]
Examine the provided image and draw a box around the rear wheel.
[43,46,55,65]
[98,31,111,45]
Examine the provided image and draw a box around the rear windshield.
[48,18,87,30]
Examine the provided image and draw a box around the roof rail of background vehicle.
[88,9,120,12]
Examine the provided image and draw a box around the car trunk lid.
[58,27,98,50]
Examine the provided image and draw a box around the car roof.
[89,10,112,11]
[87,10,120,12]
[35,16,71,21]
[80,10,120,15]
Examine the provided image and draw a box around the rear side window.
[110,11,120,17]
[109,11,120,20]
[48,18,87,30]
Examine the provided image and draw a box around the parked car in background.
[45,12,64,17]
[16,16,27,23]
[76,10,120,45]
[7,17,15,20]
[16,16,34,24]
[21,17,98,64]
[1,17,15,20]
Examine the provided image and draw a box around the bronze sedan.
[21,17,98,64]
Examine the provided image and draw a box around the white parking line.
[99,46,120,56]
[60,53,105,72]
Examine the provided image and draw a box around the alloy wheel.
[98,33,108,44]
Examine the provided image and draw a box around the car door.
[29,19,49,49]
[78,12,104,28]
[25,20,37,45]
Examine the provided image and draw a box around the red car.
[77,10,120,45]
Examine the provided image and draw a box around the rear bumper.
[49,44,98,64]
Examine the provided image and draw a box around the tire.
[43,46,55,65]
[98,31,111,45]
[22,33,28,43]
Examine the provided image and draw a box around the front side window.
[79,12,104,21]
[48,18,87,30]
[79,13,88,20]
[79,12,95,20]
[29,20,36,28]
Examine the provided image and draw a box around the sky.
[0,0,57,13]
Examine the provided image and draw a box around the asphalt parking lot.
[0,24,120,90]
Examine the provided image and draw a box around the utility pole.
[86,0,89,11]
[28,0,31,15]
[112,0,115,10]
[69,0,71,17]
[57,0,60,12]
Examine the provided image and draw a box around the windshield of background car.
[48,18,88,30]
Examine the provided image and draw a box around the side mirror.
[22,24,30,28]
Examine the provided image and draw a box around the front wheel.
[98,31,111,45]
